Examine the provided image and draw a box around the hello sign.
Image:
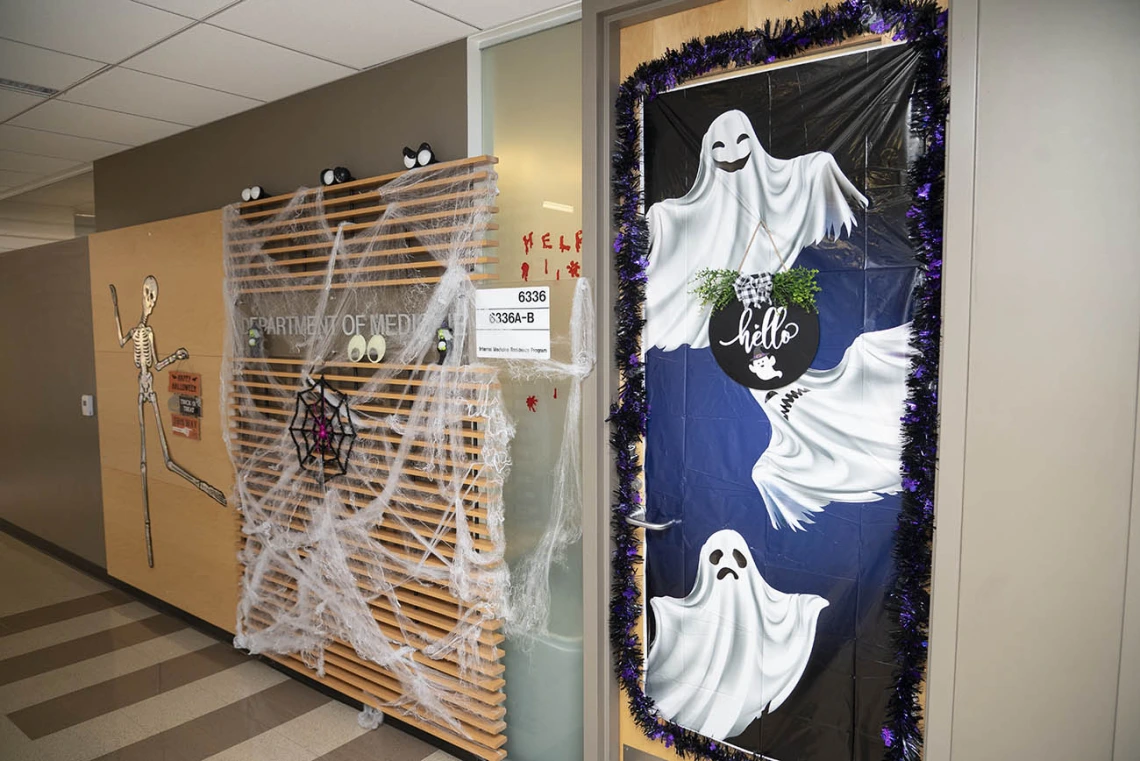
[708,297,819,390]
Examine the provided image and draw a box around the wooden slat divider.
[229,157,506,760]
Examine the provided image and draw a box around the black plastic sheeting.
[641,45,920,761]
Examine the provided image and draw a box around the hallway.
[0,533,458,761]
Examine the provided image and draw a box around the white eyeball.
[403,154,416,169]
[241,187,252,202]
[249,185,263,200]
[347,334,366,362]
[322,168,336,185]
[417,148,433,166]
[366,334,386,363]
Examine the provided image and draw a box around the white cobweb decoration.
[220,161,594,739]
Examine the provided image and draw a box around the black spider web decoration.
[288,376,356,482]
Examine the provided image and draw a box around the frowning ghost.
[645,530,828,740]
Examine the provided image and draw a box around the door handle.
[624,508,678,531]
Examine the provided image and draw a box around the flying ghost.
[751,323,915,531]
[645,529,828,741]
[644,109,868,351]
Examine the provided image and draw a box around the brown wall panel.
[0,238,105,566]
[94,41,467,232]
[88,211,239,632]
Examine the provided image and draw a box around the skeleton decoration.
[288,376,356,485]
[110,275,226,568]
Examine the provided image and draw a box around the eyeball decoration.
[347,334,367,363]
[240,185,268,202]
[320,166,353,186]
[401,142,437,170]
[246,326,264,356]
[347,334,386,364]
[435,320,453,364]
[365,334,386,363]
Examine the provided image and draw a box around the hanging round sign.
[708,296,819,390]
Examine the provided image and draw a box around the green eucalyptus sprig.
[771,267,821,313]
[690,268,739,310]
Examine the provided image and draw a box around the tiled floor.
[0,533,459,761]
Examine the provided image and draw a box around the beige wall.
[0,238,105,566]
[931,1,1140,760]
[88,211,240,632]
[94,41,468,231]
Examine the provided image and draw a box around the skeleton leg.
[148,393,227,506]
[138,394,154,568]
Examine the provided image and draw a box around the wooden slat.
[227,223,497,259]
[252,575,503,656]
[267,660,507,760]
[235,172,494,222]
[229,415,483,457]
[240,474,494,554]
[229,238,498,272]
[233,188,492,232]
[230,391,486,425]
[229,205,498,247]
[231,430,486,476]
[228,402,487,442]
[231,256,497,283]
[246,608,506,735]
[233,356,498,375]
[239,271,496,295]
[234,155,498,211]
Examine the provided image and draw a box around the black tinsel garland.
[607,2,948,760]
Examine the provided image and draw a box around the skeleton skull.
[142,275,159,320]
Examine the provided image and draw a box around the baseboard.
[0,518,479,761]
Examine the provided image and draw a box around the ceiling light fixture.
[0,78,59,97]
[542,201,574,213]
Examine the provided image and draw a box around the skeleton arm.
[109,285,134,347]
[153,333,190,371]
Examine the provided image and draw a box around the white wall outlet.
[80,394,96,417]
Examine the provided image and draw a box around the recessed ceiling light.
[543,201,574,213]
[0,78,59,97]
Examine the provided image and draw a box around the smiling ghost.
[645,529,829,741]
[645,109,868,351]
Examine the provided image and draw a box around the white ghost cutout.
[751,323,915,531]
[645,529,829,741]
[645,109,868,351]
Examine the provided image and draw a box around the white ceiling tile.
[0,90,44,121]
[416,0,571,29]
[132,0,237,19]
[124,24,355,101]
[0,125,129,162]
[0,169,43,189]
[0,150,82,175]
[0,39,104,91]
[10,100,188,146]
[210,0,474,69]
[61,67,262,126]
[0,0,190,63]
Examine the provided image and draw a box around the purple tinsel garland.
[607,2,948,760]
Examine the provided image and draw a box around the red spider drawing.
[526,395,539,412]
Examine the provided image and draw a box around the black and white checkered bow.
[734,272,773,309]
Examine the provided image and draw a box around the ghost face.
[698,529,760,592]
[706,111,756,173]
[141,275,159,321]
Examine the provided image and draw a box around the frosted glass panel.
[481,20,584,761]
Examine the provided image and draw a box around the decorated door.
[629,43,929,760]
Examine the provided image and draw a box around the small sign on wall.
[169,371,201,396]
[168,371,202,439]
[475,286,551,360]
[171,415,200,440]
